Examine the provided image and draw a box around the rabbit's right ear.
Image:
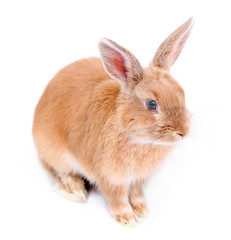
[98,38,143,90]
[151,17,194,72]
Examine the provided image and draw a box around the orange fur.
[32,18,193,227]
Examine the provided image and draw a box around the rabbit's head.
[99,18,193,145]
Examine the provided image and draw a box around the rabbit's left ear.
[98,38,143,90]
[151,17,194,71]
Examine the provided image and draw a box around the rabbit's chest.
[102,144,172,185]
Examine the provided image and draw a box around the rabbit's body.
[33,57,172,185]
[33,18,193,227]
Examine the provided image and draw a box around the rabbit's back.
[33,57,111,135]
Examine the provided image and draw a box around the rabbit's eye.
[146,99,157,111]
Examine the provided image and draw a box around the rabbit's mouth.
[153,135,184,145]
[153,128,190,145]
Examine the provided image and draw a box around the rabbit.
[32,17,193,227]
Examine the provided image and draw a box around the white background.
[0,0,231,239]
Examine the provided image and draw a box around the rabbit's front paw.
[131,202,148,218]
[114,212,138,227]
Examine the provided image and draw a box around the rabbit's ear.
[99,38,143,90]
[151,17,194,71]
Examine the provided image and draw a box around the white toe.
[54,182,87,202]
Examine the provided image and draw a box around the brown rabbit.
[33,17,193,227]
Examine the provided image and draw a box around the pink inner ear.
[108,48,128,81]
[170,31,189,67]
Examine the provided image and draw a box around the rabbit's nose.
[177,133,184,138]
